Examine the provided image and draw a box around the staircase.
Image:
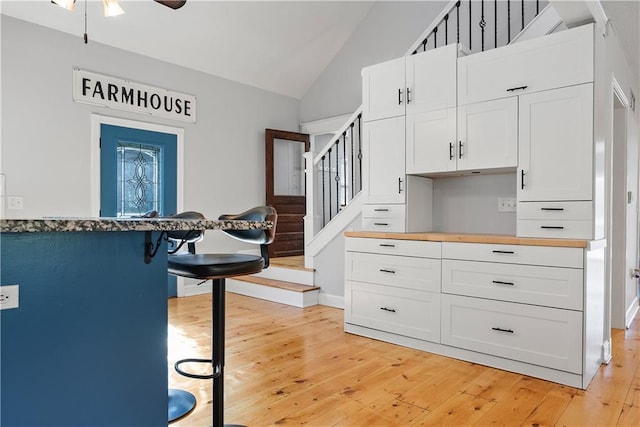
[229,0,556,309]
[226,256,320,308]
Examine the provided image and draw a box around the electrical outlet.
[0,285,19,310]
[498,198,517,212]
[7,196,23,210]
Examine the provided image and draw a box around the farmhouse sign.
[72,69,196,123]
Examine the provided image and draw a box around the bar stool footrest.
[175,357,222,380]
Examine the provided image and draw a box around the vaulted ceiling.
[1,1,638,100]
[0,0,374,99]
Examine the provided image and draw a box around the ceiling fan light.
[51,0,76,11]
[103,0,125,17]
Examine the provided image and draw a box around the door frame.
[265,128,310,258]
[604,79,636,359]
[90,114,187,294]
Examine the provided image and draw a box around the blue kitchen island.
[0,217,270,426]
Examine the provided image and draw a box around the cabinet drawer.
[363,204,406,219]
[362,217,405,232]
[458,24,593,105]
[441,294,582,373]
[442,259,583,310]
[346,282,440,342]
[347,252,441,292]
[442,242,583,268]
[346,237,441,258]
[517,219,593,240]
[517,201,593,220]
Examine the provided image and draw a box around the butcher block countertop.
[344,231,596,249]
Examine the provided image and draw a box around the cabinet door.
[518,84,593,201]
[406,107,456,174]
[457,97,518,171]
[362,56,406,122]
[363,117,406,204]
[406,44,457,114]
[458,24,593,105]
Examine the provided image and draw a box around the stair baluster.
[307,0,546,241]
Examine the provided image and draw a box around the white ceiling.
[0,0,375,99]
[1,1,638,100]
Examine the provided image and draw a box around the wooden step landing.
[269,255,314,272]
[236,275,319,293]
[226,275,319,308]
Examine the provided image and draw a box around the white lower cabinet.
[441,259,584,310]
[346,282,440,342]
[345,238,441,343]
[441,294,582,374]
[345,236,605,389]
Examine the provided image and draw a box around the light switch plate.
[498,198,517,212]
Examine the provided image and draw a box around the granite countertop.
[0,218,273,233]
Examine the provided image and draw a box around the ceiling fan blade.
[153,0,186,10]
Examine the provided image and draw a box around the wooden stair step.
[236,275,319,293]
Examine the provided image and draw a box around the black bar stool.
[166,207,277,426]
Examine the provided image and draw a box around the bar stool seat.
[166,206,277,427]
[168,253,264,279]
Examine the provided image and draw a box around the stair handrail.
[406,0,460,56]
[312,105,363,166]
[306,0,546,242]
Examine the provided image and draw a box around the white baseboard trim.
[626,298,639,329]
[179,278,212,297]
[602,340,612,364]
[318,293,344,309]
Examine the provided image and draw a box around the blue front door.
[100,124,178,295]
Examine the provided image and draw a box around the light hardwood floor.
[169,292,640,426]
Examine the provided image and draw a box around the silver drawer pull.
[380,307,396,313]
[374,208,389,212]
[379,269,396,274]
[492,280,514,286]
[541,207,565,211]
[492,250,514,254]
[541,226,565,230]
[491,327,514,333]
[374,222,389,226]
[379,244,396,247]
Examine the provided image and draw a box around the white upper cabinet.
[457,97,518,171]
[406,44,457,115]
[518,83,594,202]
[363,45,458,124]
[407,107,457,174]
[406,45,458,175]
[362,56,406,122]
[363,116,406,204]
[458,24,594,105]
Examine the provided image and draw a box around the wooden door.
[265,129,309,258]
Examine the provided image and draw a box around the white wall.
[432,173,517,234]
[299,1,448,123]
[1,16,300,253]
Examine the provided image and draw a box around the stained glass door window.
[116,142,161,217]
[100,124,177,218]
